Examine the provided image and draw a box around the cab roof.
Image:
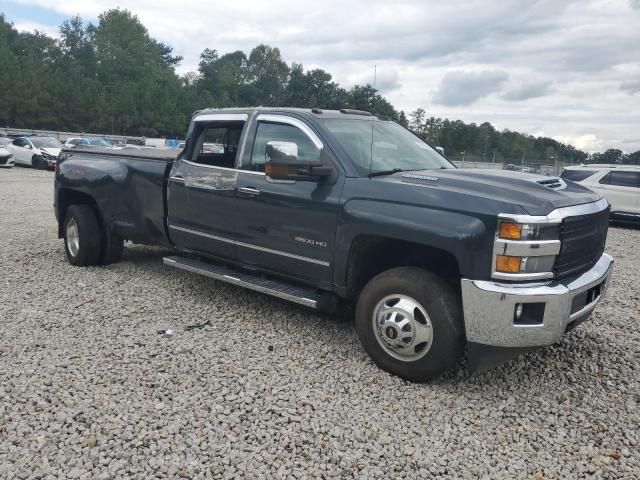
[193,107,384,121]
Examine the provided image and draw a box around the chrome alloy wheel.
[372,294,433,361]
[66,218,80,257]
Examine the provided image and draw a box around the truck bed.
[56,147,177,247]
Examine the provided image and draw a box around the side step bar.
[163,256,332,310]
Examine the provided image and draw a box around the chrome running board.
[163,255,328,309]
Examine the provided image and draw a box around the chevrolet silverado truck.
[54,108,614,381]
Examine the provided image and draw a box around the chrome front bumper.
[461,253,614,348]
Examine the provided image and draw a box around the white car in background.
[0,138,15,168]
[8,136,62,169]
[561,164,640,219]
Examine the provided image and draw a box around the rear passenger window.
[250,123,321,172]
[560,170,596,181]
[191,122,245,168]
[599,171,640,188]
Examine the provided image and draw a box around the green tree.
[93,9,185,135]
[246,45,289,106]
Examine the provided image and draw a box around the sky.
[2,0,640,153]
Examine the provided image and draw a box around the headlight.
[493,216,561,280]
[498,222,560,241]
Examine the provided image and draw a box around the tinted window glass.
[192,122,245,168]
[13,138,27,147]
[560,169,596,181]
[250,122,321,172]
[599,171,640,188]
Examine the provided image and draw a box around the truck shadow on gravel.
[118,245,609,388]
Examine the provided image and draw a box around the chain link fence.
[449,154,581,177]
[1,126,146,145]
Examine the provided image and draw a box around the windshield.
[322,119,453,176]
[32,137,62,149]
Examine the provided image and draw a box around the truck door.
[234,114,343,287]
[166,113,249,260]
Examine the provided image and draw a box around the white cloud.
[502,80,552,101]
[13,20,59,38]
[7,0,640,151]
[552,134,605,153]
[433,71,509,106]
[620,79,640,95]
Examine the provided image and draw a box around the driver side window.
[249,123,321,172]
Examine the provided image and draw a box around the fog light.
[515,303,524,320]
[513,302,546,326]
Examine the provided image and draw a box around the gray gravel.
[1,167,638,479]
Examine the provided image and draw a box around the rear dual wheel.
[63,205,123,266]
[355,267,465,382]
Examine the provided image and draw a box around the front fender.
[334,199,493,291]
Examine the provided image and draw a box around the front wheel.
[355,267,465,382]
[32,155,47,170]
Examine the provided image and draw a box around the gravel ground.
[0,167,638,480]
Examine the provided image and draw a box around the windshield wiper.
[368,168,404,178]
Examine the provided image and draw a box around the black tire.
[32,155,45,170]
[100,228,124,265]
[63,205,102,266]
[355,267,465,382]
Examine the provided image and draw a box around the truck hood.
[378,168,603,216]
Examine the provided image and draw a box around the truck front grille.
[555,207,609,279]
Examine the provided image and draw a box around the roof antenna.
[368,65,377,177]
[373,64,377,90]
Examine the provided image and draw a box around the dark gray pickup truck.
[54,107,613,381]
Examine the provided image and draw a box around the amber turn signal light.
[496,255,522,273]
[499,222,522,240]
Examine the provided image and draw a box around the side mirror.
[435,146,445,157]
[264,141,333,182]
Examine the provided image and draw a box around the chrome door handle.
[239,187,260,196]
[169,175,185,184]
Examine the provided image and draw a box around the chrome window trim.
[168,223,330,267]
[181,159,265,175]
[193,113,248,122]
[256,114,324,150]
